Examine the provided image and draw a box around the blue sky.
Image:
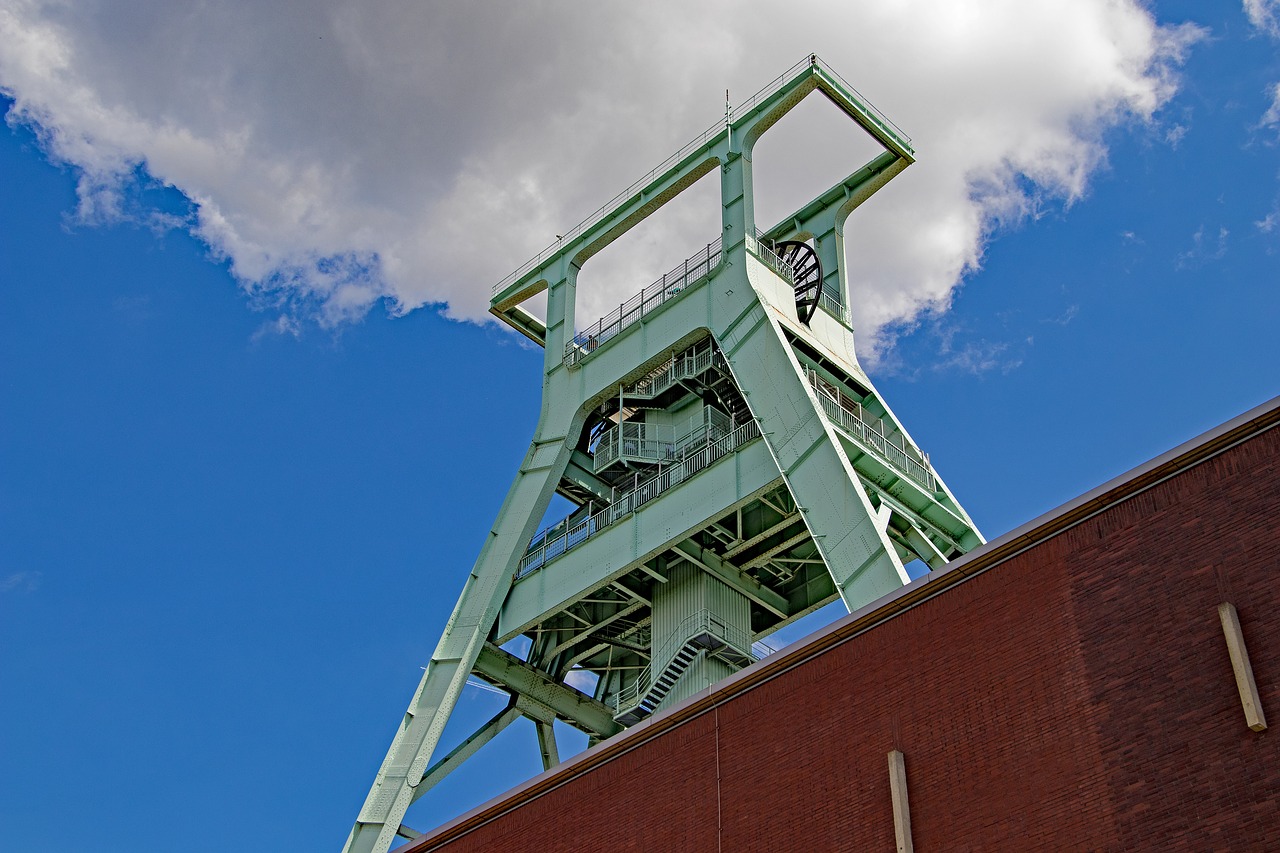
[2,2,1279,851]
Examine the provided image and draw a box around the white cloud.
[0,0,1203,359]
[1,570,42,594]
[1045,304,1080,326]
[1261,82,1280,129]
[1245,0,1280,37]
[1247,2,1280,137]
[250,313,302,343]
[1176,225,1230,268]
[939,340,1023,376]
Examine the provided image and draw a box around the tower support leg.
[343,436,573,853]
[715,300,908,608]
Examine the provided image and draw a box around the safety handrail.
[564,239,722,366]
[595,407,731,471]
[632,338,718,397]
[518,418,762,576]
[611,608,761,713]
[745,233,797,288]
[806,370,936,492]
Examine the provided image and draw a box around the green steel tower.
[343,56,983,853]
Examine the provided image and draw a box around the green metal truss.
[342,55,982,853]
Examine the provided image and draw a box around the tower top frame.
[490,54,914,347]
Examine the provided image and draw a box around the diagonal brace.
[408,703,523,805]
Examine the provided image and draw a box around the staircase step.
[619,630,762,725]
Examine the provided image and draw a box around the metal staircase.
[620,339,751,426]
[612,609,758,726]
[627,338,718,400]
[706,367,752,425]
[615,645,699,727]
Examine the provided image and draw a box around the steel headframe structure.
[343,55,983,853]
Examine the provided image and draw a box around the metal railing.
[735,55,910,147]
[611,608,762,713]
[632,338,718,397]
[517,418,762,576]
[745,233,797,288]
[748,231,853,324]
[818,289,850,324]
[492,54,908,301]
[806,370,936,492]
[564,240,722,366]
[593,422,667,471]
[814,59,912,147]
[493,140,727,300]
[594,407,731,471]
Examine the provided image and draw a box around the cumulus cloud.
[1245,0,1280,37]
[0,0,1202,358]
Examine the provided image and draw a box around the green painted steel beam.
[407,704,522,805]
[496,439,783,641]
[807,64,914,159]
[535,721,560,771]
[343,412,582,853]
[495,305,547,347]
[490,55,911,317]
[561,451,615,505]
[545,600,646,659]
[670,540,789,619]
[865,484,965,556]
[710,268,907,609]
[472,644,623,739]
[831,433,975,544]
[763,150,905,245]
[491,154,725,312]
[900,521,949,571]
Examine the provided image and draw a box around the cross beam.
[672,540,789,618]
[472,644,623,739]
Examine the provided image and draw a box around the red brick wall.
[413,423,1279,852]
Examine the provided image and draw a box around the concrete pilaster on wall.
[887,750,914,853]
[1218,602,1268,732]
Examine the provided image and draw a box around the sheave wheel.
[775,241,822,325]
